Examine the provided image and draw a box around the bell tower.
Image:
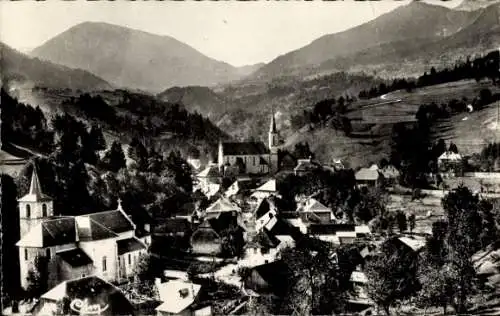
[268,109,279,172]
[18,163,53,238]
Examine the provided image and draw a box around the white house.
[297,198,336,223]
[155,279,210,316]
[204,197,241,219]
[250,179,278,200]
[17,167,149,289]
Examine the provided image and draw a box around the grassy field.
[286,79,500,168]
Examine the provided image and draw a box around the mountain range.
[30,22,259,92]
[253,1,500,80]
[1,42,110,91]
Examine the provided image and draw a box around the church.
[217,112,280,175]
[16,165,151,289]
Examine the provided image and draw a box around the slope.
[254,1,478,80]
[31,22,246,92]
[1,42,110,91]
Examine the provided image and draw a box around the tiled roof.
[302,198,331,213]
[86,210,135,234]
[153,218,192,235]
[294,159,321,172]
[206,197,241,214]
[355,168,380,181]
[308,223,355,235]
[255,198,272,219]
[254,179,277,192]
[196,165,220,178]
[247,261,291,295]
[76,217,119,241]
[38,276,134,316]
[57,248,93,267]
[222,142,270,156]
[438,151,462,161]
[156,280,201,314]
[117,237,146,255]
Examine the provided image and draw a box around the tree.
[102,141,126,172]
[279,240,347,315]
[89,124,107,150]
[365,241,420,315]
[26,255,48,299]
[128,138,148,171]
[448,142,459,154]
[133,253,162,296]
[395,210,408,233]
[408,213,416,234]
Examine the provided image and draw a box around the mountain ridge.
[30,22,250,92]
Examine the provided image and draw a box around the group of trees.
[290,96,354,136]
[65,92,226,143]
[415,88,499,125]
[1,89,54,153]
[365,186,499,315]
[358,50,500,100]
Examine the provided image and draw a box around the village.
[4,109,500,316]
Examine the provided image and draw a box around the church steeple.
[29,163,43,197]
[270,107,277,134]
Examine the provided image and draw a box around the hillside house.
[254,197,279,231]
[293,157,322,176]
[16,167,149,288]
[438,151,463,176]
[32,276,135,316]
[218,113,279,175]
[355,168,381,187]
[241,229,282,267]
[380,165,400,185]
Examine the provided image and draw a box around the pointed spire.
[270,107,277,133]
[29,162,43,196]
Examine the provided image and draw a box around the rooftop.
[355,168,380,181]
[57,248,93,267]
[156,280,201,314]
[116,237,146,255]
[221,142,270,156]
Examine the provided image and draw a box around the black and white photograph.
[1,0,500,315]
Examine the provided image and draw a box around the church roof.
[18,165,53,202]
[221,142,269,156]
[18,209,136,247]
[57,248,93,267]
[117,237,146,255]
[196,165,220,178]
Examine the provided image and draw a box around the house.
[204,197,241,219]
[438,151,463,176]
[243,261,291,297]
[308,224,358,244]
[350,271,369,300]
[294,157,322,176]
[190,213,243,256]
[278,151,297,171]
[241,229,282,267]
[355,168,381,187]
[155,279,209,316]
[224,178,259,199]
[250,179,278,200]
[218,113,279,175]
[16,167,148,288]
[296,197,336,223]
[187,158,202,173]
[254,197,279,231]
[153,218,193,237]
[380,165,400,184]
[195,164,221,197]
[31,276,135,316]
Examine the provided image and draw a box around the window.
[128,254,131,265]
[26,205,31,218]
[102,257,107,272]
[42,204,47,217]
[46,248,51,259]
[24,249,28,261]
[253,157,256,166]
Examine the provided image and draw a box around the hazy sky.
[1,0,462,67]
